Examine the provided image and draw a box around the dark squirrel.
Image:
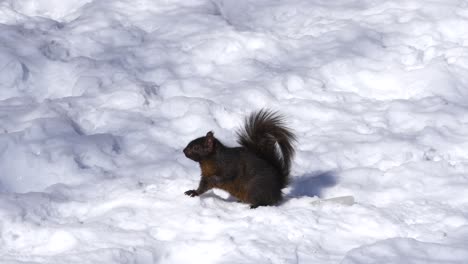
[183,109,296,208]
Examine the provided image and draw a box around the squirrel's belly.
[217,182,249,203]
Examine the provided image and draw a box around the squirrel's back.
[236,109,296,189]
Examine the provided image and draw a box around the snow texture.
[0,0,468,263]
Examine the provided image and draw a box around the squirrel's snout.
[183,147,190,156]
[183,147,200,162]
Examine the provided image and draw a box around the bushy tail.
[237,109,296,188]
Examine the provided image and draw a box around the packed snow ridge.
[1,0,468,263]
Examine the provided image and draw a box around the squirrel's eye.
[194,146,200,150]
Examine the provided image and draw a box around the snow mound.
[342,237,468,264]
[3,0,91,21]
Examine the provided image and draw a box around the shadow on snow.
[288,171,338,198]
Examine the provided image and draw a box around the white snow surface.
[1,0,468,263]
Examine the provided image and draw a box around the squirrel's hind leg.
[246,180,282,209]
[249,203,264,209]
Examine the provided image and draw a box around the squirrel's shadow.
[287,171,337,198]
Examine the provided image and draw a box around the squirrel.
[183,109,296,208]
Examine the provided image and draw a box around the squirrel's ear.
[205,131,215,149]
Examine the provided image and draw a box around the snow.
[0,0,468,263]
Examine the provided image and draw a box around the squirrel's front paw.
[184,190,199,197]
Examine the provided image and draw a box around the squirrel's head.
[183,131,216,162]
